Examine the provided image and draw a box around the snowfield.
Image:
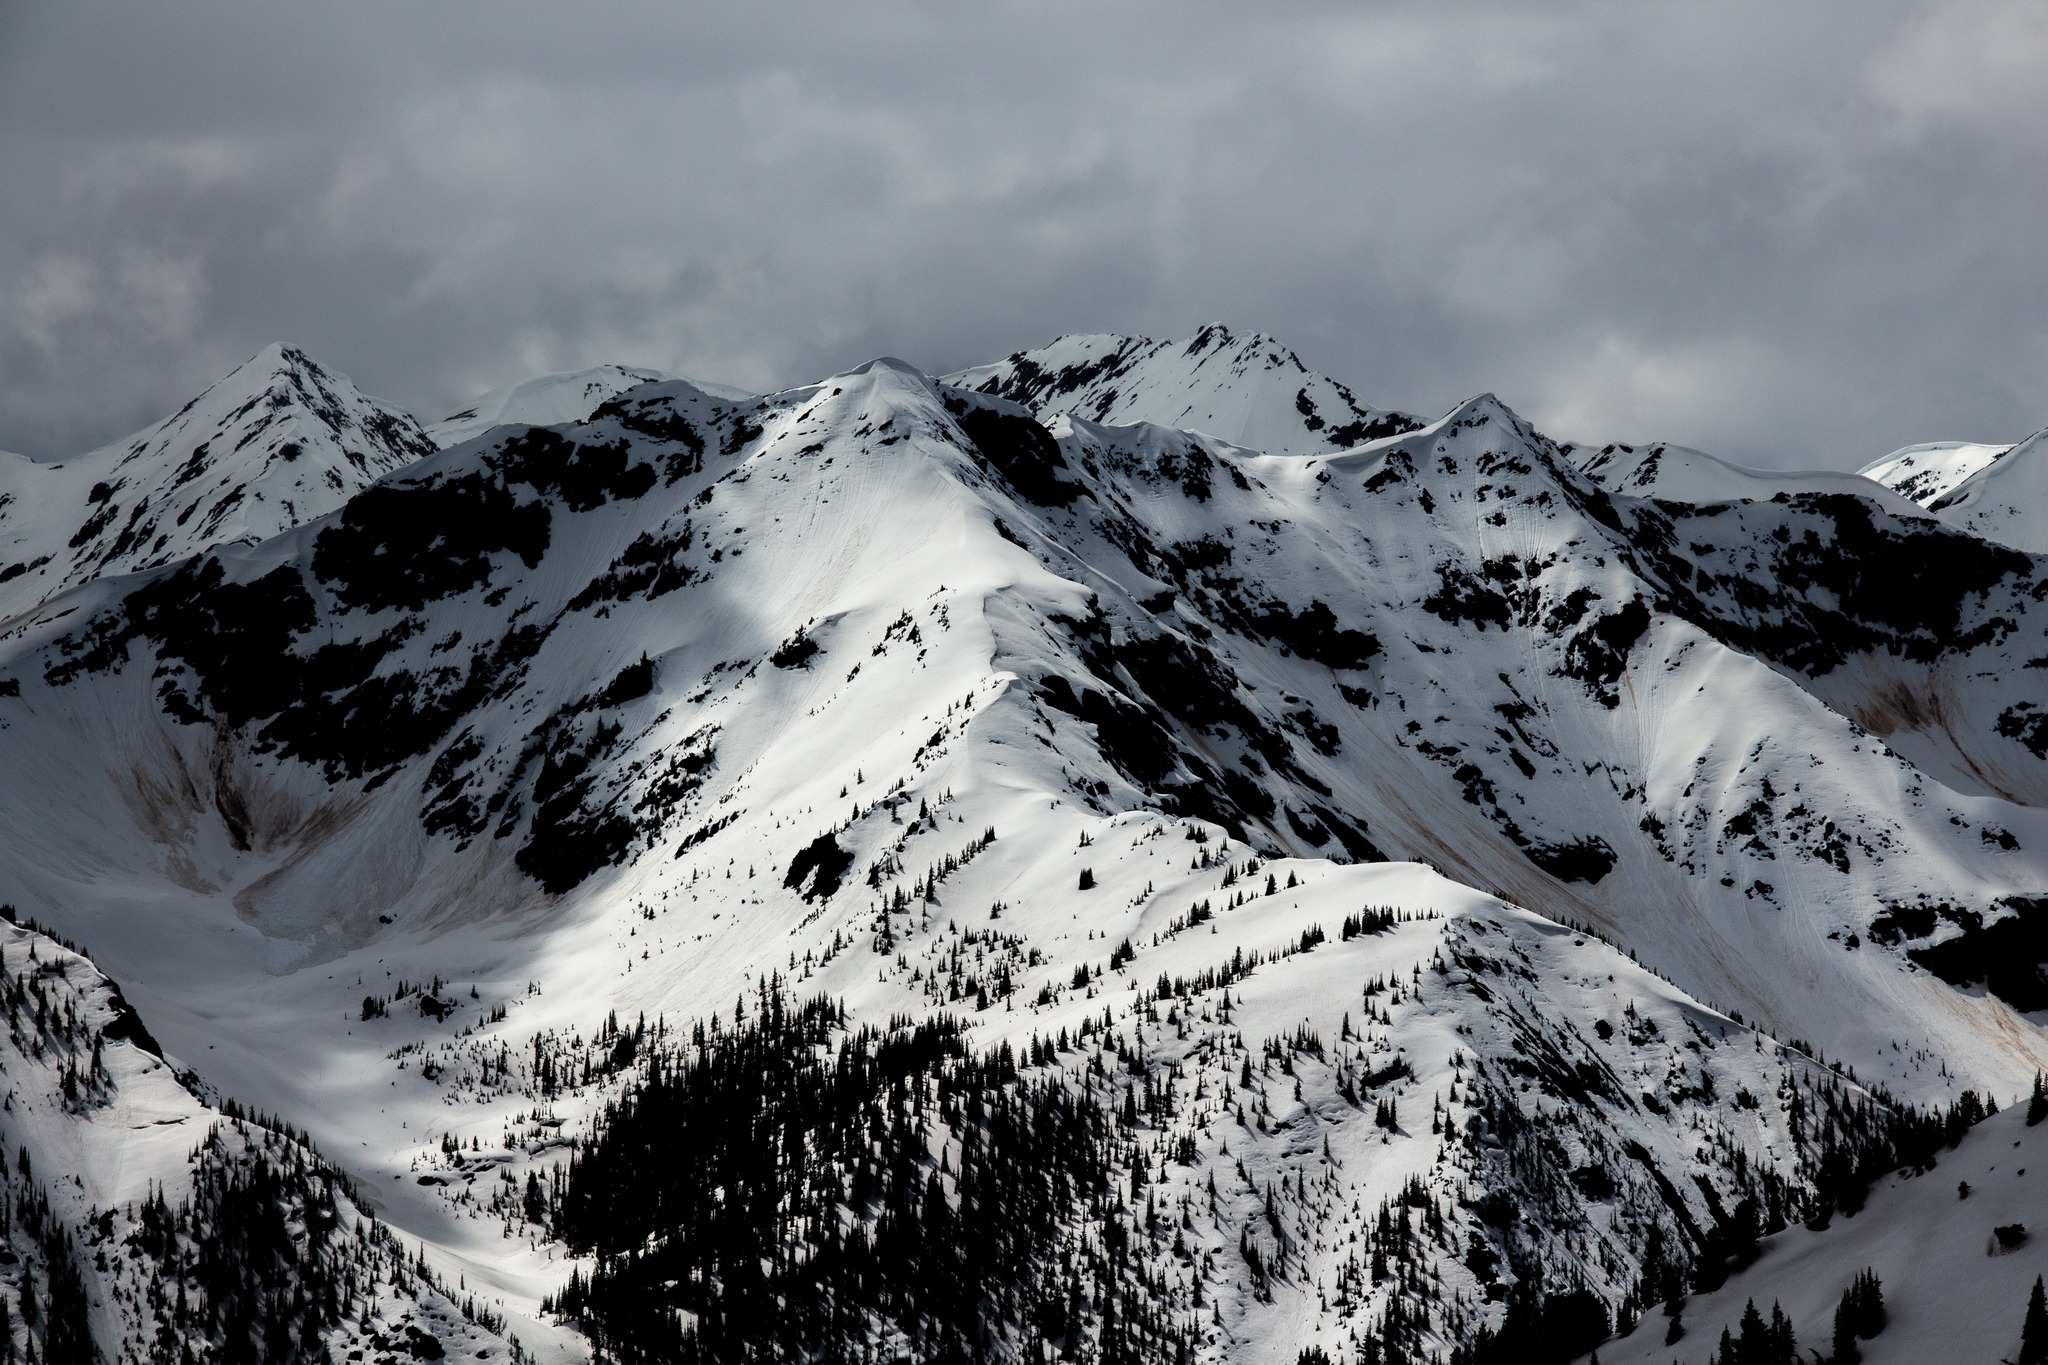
[1596,1099,2048,1365]
[0,329,2041,1363]
[1860,439,2014,506]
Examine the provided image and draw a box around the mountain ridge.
[0,329,2043,1363]
[945,323,1424,457]
[426,363,758,449]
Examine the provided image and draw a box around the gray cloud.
[1,0,2041,468]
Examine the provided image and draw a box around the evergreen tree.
[2021,1276,2048,1365]
[1712,1298,1797,1365]
[1831,1291,1861,1364]
[1849,1268,1884,1338]
[1738,1299,1767,1359]
[545,988,1206,1364]
[2028,1072,2047,1128]
[1826,1264,1886,1361]
[1453,1281,1608,1365]
[1768,1301,1796,1364]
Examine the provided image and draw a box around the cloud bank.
[1,0,2041,468]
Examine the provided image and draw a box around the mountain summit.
[428,363,762,448]
[0,344,434,622]
[945,323,1422,456]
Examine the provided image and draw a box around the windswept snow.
[1858,430,2048,556]
[1568,439,1924,516]
[1595,1101,2048,1365]
[1920,427,2048,554]
[427,363,754,448]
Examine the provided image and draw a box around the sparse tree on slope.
[2021,1275,2048,1365]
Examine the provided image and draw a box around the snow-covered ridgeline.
[0,331,2039,1360]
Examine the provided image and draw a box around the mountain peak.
[1858,439,2015,506]
[842,354,934,384]
[943,326,1420,457]
[0,345,434,622]
[1918,424,2048,552]
[207,341,351,414]
[427,362,688,448]
[248,339,312,371]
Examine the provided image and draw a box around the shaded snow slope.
[0,344,435,624]
[0,346,2043,1359]
[1921,426,2048,554]
[425,363,756,448]
[1858,429,2048,554]
[1859,439,2015,506]
[945,323,1423,456]
[0,918,540,1363]
[1566,439,1923,517]
[1595,1100,2048,1365]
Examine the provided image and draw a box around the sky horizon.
[2,1,2042,470]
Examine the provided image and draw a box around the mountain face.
[1860,429,2048,554]
[0,915,520,1364]
[0,344,435,624]
[0,334,2043,1364]
[1565,439,1922,515]
[1599,1095,2048,1365]
[1917,428,2048,554]
[945,323,1423,456]
[430,364,687,448]
[1860,439,2014,505]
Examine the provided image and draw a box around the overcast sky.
[1,2,2041,469]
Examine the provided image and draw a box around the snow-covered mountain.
[1566,439,1924,516]
[427,363,755,448]
[945,323,1422,456]
[0,333,2043,1364]
[0,344,436,624]
[1917,427,2048,554]
[1859,438,2014,505]
[0,915,524,1363]
[1855,429,2048,556]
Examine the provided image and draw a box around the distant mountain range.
[0,326,2043,1365]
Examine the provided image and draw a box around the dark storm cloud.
[1,1,2041,468]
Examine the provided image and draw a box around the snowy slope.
[7,366,2043,1098]
[1857,428,2048,555]
[1859,439,2015,506]
[1566,439,1924,517]
[428,363,758,448]
[1920,427,2048,553]
[0,340,2043,1360]
[0,344,436,623]
[1595,1100,2048,1365]
[0,917,538,1364]
[945,323,1422,456]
